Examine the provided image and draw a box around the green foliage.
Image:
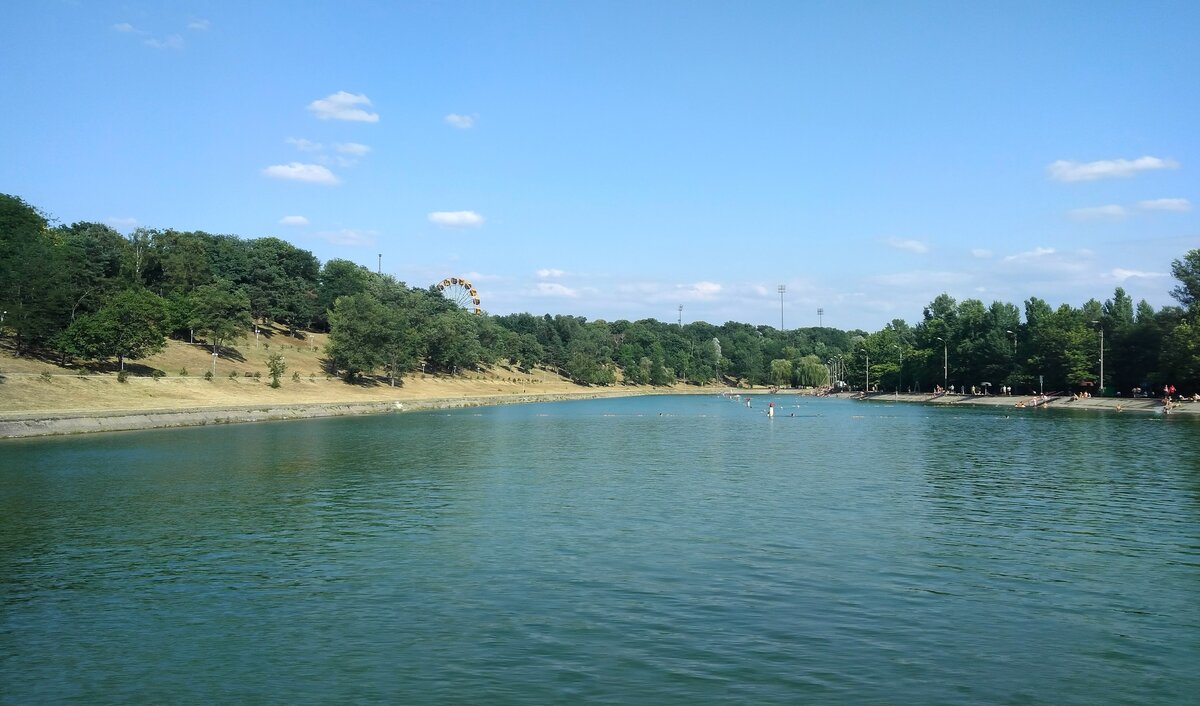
[769,358,792,387]
[266,352,286,388]
[58,288,168,370]
[4,194,1200,397]
[116,370,128,383]
[188,280,252,356]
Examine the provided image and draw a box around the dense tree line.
[2,193,1198,393]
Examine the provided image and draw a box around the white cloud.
[445,113,476,129]
[144,34,184,50]
[112,22,137,33]
[1047,156,1178,182]
[307,91,379,122]
[537,268,566,278]
[1138,197,1191,212]
[885,237,929,253]
[1069,204,1128,220]
[187,18,210,31]
[286,137,323,152]
[279,215,309,226]
[334,142,371,155]
[1109,268,1167,282]
[971,248,993,258]
[428,210,484,227]
[681,281,722,299]
[316,229,376,246]
[261,162,339,185]
[533,282,578,298]
[1004,246,1056,262]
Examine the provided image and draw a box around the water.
[2,395,1198,704]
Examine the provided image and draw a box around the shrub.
[204,371,213,381]
[228,371,238,379]
[151,369,166,379]
[292,371,301,382]
[40,371,53,383]
[179,368,188,376]
[116,371,128,383]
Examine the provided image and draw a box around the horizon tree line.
[3,193,1198,394]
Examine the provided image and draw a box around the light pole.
[936,336,948,391]
[859,343,870,393]
[817,307,824,328]
[1006,329,1017,354]
[778,285,786,331]
[1091,320,1104,395]
[678,304,683,326]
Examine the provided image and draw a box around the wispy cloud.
[316,229,376,246]
[536,268,566,278]
[428,211,484,227]
[1138,197,1191,212]
[307,91,379,122]
[1069,204,1128,220]
[1004,246,1056,262]
[1047,156,1178,182]
[1108,268,1167,282]
[144,34,184,50]
[334,142,371,155]
[261,162,339,185]
[971,248,993,258]
[279,215,309,226]
[885,237,929,253]
[444,113,477,129]
[532,282,578,298]
[112,22,138,33]
[286,137,323,152]
[187,18,210,31]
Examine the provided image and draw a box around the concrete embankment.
[0,391,643,440]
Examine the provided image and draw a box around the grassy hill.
[0,324,586,415]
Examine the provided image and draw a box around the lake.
[2,395,1198,704]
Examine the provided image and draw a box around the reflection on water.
[2,396,1198,704]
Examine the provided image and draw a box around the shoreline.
[0,390,666,440]
[849,390,1196,415]
[3,386,1194,441]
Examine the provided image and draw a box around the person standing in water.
[768,402,774,418]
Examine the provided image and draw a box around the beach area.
[847,390,1195,415]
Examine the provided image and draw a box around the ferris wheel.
[436,276,483,315]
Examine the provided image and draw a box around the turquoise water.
[2,395,1198,704]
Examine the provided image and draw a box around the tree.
[188,281,252,357]
[1170,249,1200,311]
[424,310,485,373]
[266,352,287,388]
[769,358,792,387]
[326,292,392,380]
[59,289,168,370]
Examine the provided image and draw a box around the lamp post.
[859,343,870,393]
[1091,320,1104,395]
[1006,329,1017,354]
[936,336,948,391]
[778,285,786,331]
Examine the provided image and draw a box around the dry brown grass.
[0,324,658,416]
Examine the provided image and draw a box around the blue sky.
[3,1,1197,331]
